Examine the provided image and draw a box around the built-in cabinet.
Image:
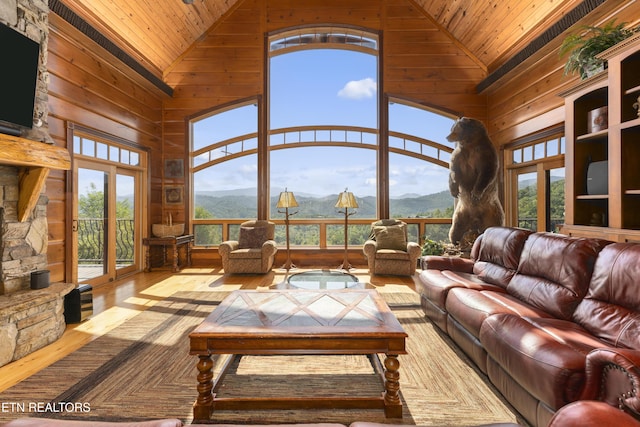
[561,33,640,242]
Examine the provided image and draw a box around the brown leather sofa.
[3,400,639,426]
[417,226,640,427]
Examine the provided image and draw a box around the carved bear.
[447,117,505,247]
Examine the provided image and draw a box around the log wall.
[45,14,165,283]
[486,0,640,145]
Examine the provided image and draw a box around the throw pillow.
[373,225,407,251]
[238,226,268,249]
[368,220,405,240]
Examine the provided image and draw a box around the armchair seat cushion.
[228,248,263,259]
[375,249,411,260]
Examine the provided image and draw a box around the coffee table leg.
[193,354,214,421]
[383,354,402,418]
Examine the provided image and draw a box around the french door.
[511,160,565,232]
[71,159,143,285]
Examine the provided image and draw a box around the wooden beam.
[18,167,50,222]
[0,134,70,170]
[0,133,70,221]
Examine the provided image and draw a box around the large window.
[269,34,378,247]
[388,101,456,242]
[189,26,458,248]
[191,102,258,245]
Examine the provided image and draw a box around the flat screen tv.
[0,22,40,135]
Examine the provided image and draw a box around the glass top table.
[285,269,362,289]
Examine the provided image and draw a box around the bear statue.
[446,117,505,248]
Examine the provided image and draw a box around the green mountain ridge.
[194,190,455,219]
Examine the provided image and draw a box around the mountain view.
[194,189,455,219]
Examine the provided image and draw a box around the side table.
[143,234,194,272]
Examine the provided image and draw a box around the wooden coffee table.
[189,289,407,421]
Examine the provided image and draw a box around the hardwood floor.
[0,266,419,393]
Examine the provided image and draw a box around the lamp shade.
[277,189,299,208]
[335,188,358,209]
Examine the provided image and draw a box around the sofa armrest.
[581,348,640,414]
[261,239,278,257]
[407,241,421,259]
[363,239,377,271]
[547,401,640,427]
[219,240,239,255]
[363,239,377,256]
[420,255,474,273]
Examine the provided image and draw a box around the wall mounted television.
[0,22,40,136]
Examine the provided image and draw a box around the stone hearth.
[0,283,73,366]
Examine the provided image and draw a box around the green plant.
[559,20,638,79]
[421,237,445,256]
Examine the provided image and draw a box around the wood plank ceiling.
[57,0,595,85]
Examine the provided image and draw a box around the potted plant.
[421,237,445,256]
[559,20,638,79]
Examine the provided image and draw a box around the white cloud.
[337,78,377,100]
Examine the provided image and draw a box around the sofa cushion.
[506,233,609,320]
[573,243,640,348]
[471,227,533,288]
[417,269,501,313]
[546,400,640,427]
[446,287,551,338]
[373,225,407,251]
[481,313,606,410]
[238,226,268,249]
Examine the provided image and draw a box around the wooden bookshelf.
[561,33,640,240]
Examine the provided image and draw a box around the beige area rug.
[0,289,524,426]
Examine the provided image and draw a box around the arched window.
[388,99,456,242]
[269,28,378,247]
[190,100,258,246]
[189,26,457,248]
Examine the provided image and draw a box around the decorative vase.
[587,106,608,133]
[582,61,605,79]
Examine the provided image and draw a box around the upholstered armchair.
[218,220,277,274]
[363,219,421,276]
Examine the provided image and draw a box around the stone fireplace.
[0,0,73,368]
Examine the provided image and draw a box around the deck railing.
[191,217,453,249]
[77,219,135,264]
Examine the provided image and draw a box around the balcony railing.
[517,218,565,232]
[191,217,453,249]
[77,218,135,264]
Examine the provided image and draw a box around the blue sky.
[193,48,455,200]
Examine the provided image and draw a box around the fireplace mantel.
[0,133,71,221]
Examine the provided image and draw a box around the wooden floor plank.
[0,267,418,392]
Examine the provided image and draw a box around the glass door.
[72,160,140,285]
[516,170,538,231]
[511,162,565,232]
[75,165,108,283]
